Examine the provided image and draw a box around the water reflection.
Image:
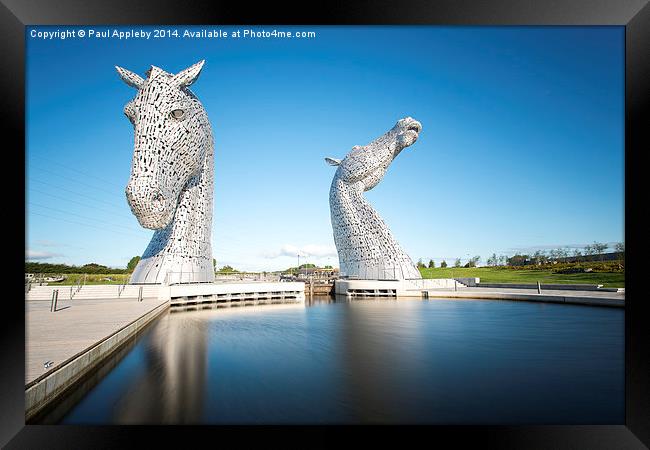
[339,298,428,422]
[44,297,623,424]
[115,303,306,424]
[112,312,208,423]
[305,295,336,306]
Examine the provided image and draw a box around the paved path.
[421,286,624,307]
[459,287,624,299]
[25,296,168,385]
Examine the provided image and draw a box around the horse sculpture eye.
[170,109,186,120]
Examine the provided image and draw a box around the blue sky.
[26,26,624,271]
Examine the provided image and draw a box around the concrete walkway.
[422,286,624,307]
[25,296,167,386]
[463,286,623,298]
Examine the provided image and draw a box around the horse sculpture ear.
[325,157,341,166]
[172,60,205,88]
[115,66,144,89]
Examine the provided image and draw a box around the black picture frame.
[2,0,648,448]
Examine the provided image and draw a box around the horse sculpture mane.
[116,60,214,284]
[326,117,422,280]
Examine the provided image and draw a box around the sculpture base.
[334,278,479,297]
[339,262,421,281]
[163,282,305,306]
[130,255,215,284]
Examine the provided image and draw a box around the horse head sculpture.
[117,60,215,284]
[326,117,422,280]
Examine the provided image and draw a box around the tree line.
[26,257,330,276]
[28,241,623,275]
[25,261,130,274]
[416,241,624,269]
[417,255,481,269]
[493,241,624,267]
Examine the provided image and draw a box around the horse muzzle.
[125,184,174,230]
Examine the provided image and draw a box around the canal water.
[37,297,624,424]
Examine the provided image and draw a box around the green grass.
[35,273,131,285]
[419,267,624,288]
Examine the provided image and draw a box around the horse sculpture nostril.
[152,192,166,212]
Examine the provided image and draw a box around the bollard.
[454,280,458,292]
[138,286,143,302]
[537,281,541,294]
[50,289,59,312]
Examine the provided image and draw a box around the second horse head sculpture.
[326,117,423,280]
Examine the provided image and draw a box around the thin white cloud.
[32,240,85,250]
[261,244,337,259]
[26,249,63,260]
[34,239,63,248]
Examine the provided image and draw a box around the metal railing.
[69,275,85,299]
[214,272,280,283]
[162,271,282,285]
